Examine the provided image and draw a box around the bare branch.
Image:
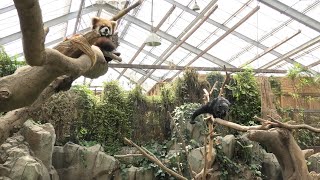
[215,118,272,131]
[267,115,320,133]
[302,149,314,159]
[102,50,122,62]
[114,154,143,158]
[218,66,231,97]
[209,81,218,96]
[124,138,187,180]
[110,0,142,21]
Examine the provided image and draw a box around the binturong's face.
[213,96,230,119]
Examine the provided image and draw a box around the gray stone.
[116,146,141,165]
[261,153,282,180]
[188,146,216,173]
[0,120,59,180]
[9,155,50,180]
[209,171,221,180]
[308,152,320,173]
[221,135,236,159]
[20,120,56,169]
[121,166,155,180]
[52,143,120,180]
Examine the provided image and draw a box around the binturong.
[190,96,231,124]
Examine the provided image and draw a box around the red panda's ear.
[110,21,117,34]
[92,17,100,29]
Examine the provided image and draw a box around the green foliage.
[287,63,313,80]
[174,68,209,105]
[215,143,241,179]
[0,46,25,77]
[228,68,261,125]
[70,85,97,141]
[171,103,202,142]
[294,129,320,148]
[206,72,224,97]
[92,81,131,153]
[30,91,79,144]
[268,76,281,97]
[126,85,150,142]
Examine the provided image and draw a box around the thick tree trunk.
[248,128,312,180]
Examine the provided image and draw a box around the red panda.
[91,17,120,62]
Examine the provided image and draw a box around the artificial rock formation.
[0,120,58,180]
[52,143,120,180]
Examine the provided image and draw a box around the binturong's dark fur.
[190,96,231,124]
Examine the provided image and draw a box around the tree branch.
[124,138,187,180]
[267,115,320,133]
[13,0,46,66]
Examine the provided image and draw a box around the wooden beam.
[108,63,287,73]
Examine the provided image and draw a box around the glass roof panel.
[160,8,184,32]
[0,10,19,38]
[1,0,320,92]
[141,78,157,92]
[0,0,13,8]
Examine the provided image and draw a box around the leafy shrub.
[174,68,209,105]
[206,72,224,98]
[0,46,25,77]
[30,91,79,144]
[228,68,261,125]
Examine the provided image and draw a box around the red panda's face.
[91,17,120,62]
[92,17,117,37]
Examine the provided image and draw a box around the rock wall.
[0,120,57,180]
[1,120,317,180]
[52,143,120,180]
[0,120,120,180]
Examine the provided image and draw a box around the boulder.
[308,152,320,173]
[20,120,56,169]
[221,135,236,159]
[116,146,141,165]
[121,166,155,180]
[261,153,282,180]
[52,143,120,180]
[0,134,50,180]
[188,146,216,173]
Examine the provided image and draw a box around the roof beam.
[112,68,147,91]
[227,1,319,63]
[119,39,158,59]
[260,35,320,69]
[108,63,287,74]
[95,4,234,68]
[257,0,320,33]
[72,0,86,35]
[119,0,144,39]
[0,4,15,14]
[0,5,100,45]
[116,4,176,79]
[137,1,219,85]
[170,6,260,80]
[160,0,253,80]
[163,0,315,70]
[12,25,161,82]
[2,3,232,69]
[240,30,301,68]
[307,60,320,68]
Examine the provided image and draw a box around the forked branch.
[218,66,231,97]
